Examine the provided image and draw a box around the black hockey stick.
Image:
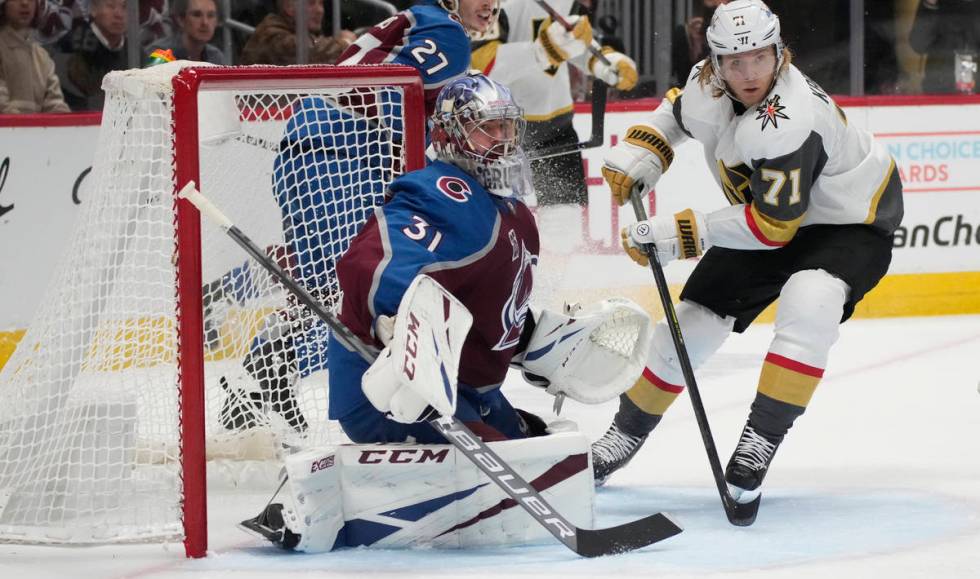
[526,79,607,161]
[627,187,758,526]
[526,0,609,161]
[179,182,683,556]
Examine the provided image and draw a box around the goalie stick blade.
[573,512,683,558]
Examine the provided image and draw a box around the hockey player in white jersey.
[592,0,903,518]
[471,0,638,207]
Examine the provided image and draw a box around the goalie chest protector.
[333,161,539,418]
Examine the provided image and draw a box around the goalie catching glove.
[535,15,593,68]
[601,125,674,205]
[362,275,473,424]
[513,298,653,410]
[622,208,710,267]
[589,47,638,91]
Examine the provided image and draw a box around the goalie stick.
[179,182,683,556]
[627,187,759,527]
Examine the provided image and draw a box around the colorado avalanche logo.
[436,176,471,202]
[492,242,536,351]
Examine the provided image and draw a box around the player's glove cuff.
[621,208,710,267]
[535,15,593,68]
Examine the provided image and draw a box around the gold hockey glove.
[589,47,638,91]
[602,125,674,205]
[535,15,593,68]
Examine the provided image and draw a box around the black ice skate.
[239,503,301,550]
[591,423,648,486]
[218,375,309,434]
[267,381,309,433]
[724,422,782,525]
[218,376,265,431]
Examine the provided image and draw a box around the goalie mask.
[705,0,784,92]
[431,72,530,198]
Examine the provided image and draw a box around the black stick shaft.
[628,191,741,523]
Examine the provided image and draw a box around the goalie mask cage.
[0,62,425,557]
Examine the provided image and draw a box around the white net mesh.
[0,63,418,545]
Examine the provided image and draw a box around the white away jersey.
[649,61,903,250]
[471,0,581,121]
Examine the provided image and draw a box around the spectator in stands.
[36,1,170,48]
[863,0,900,95]
[0,0,71,112]
[770,0,898,95]
[60,0,128,110]
[34,0,74,45]
[240,0,356,65]
[910,0,980,93]
[671,0,728,87]
[137,0,169,48]
[145,0,226,64]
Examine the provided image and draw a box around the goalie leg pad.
[341,433,593,549]
[278,448,345,553]
[266,434,594,552]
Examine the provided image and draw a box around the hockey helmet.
[706,0,784,78]
[431,72,528,197]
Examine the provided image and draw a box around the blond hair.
[697,47,794,98]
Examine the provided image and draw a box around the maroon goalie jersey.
[328,160,539,420]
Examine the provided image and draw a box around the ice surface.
[2,314,979,579]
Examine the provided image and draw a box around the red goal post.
[173,65,425,558]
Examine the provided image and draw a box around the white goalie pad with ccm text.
[276,432,594,552]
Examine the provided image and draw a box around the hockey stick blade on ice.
[628,187,759,527]
[429,415,682,557]
[179,182,683,556]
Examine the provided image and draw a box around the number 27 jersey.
[337,0,472,117]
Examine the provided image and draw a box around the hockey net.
[0,62,425,555]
